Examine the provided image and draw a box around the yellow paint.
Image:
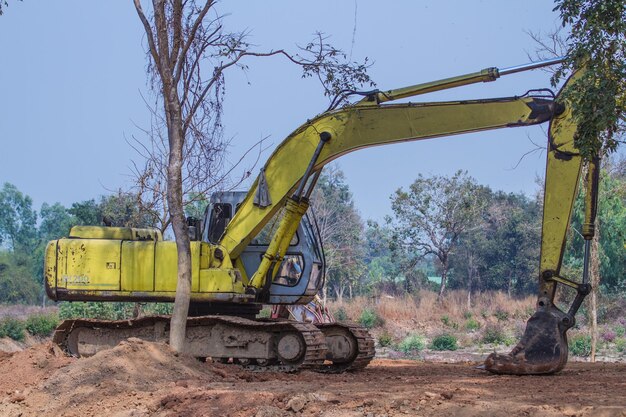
[70,225,162,241]
[46,229,243,301]
[121,241,155,292]
[538,70,585,298]
[59,238,121,290]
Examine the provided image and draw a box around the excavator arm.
[220,61,596,375]
[485,69,600,374]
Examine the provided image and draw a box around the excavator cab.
[202,191,325,305]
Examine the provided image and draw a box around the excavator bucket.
[484,308,570,375]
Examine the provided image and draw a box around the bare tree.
[133,0,372,352]
[127,108,268,233]
[525,27,568,69]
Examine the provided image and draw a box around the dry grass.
[328,290,535,325]
[0,305,59,321]
[327,290,537,346]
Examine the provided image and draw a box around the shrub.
[59,302,122,320]
[334,307,348,322]
[481,323,508,345]
[359,308,384,329]
[440,315,458,330]
[569,334,592,357]
[463,311,473,320]
[257,308,271,318]
[378,331,393,347]
[25,314,59,337]
[615,326,625,338]
[0,318,26,341]
[465,318,480,332]
[143,303,173,315]
[615,338,626,354]
[493,309,509,322]
[430,334,458,351]
[398,334,425,354]
[601,329,617,343]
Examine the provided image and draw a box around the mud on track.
[1,339,625,417]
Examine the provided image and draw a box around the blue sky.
[0,1,575,221]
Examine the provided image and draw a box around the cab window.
[207,203,232,243]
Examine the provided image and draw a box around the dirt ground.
[1,339,625,417]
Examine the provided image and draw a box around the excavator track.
[52,316,374,373]
[315,322,376,373]
[53,315,328,372]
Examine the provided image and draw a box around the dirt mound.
[44,338,218,396]
[0,337,24,353]
[1,340,626,417]
[0,341,70,393]
[0,338,234,416]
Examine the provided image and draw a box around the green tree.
[482,193,540,295]
[39,203,74,241]
[553,0,626,158]
[0,183,37,252]
[364,220,401,293]
[364,220,429,295]
[448,190,542,297]
[0,250,39,304]
[390,171,486,299]
[563,158,626,292]
[311,167,366,301]
[68,199,102,226]
[99,191,153,228]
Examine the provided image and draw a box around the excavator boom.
[220,95,559,259]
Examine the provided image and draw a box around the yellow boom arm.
[220,94,560,260]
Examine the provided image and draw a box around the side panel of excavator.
[45,229,248,303]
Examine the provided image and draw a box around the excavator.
[44,56,600,375]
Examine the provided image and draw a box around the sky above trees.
[0,1,618,221]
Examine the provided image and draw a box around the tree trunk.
[590,222,601,362]
[165,87,192,354]
[437,258,448,301]
[335,284,344,304]
[466,253,474,310]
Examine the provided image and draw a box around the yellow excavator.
[44,57,599,375]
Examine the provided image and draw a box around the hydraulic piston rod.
[358,56,566,105]
[499,56,565,76]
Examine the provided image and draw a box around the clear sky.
[0,1,577,221]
